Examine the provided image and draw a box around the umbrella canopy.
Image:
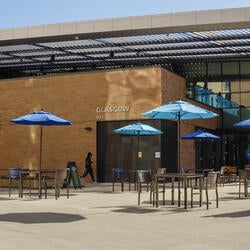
[142,100,218,120]
[234,118,250,128]
[11,109,72,171]
[11,110,72,126]
[181,129,220,171]
[113,122,163,136]
[181,130,220,140]
[142,99,218,171]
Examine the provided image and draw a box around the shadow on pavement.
[90,205,159,214]
[0,212,86,224]
[112,206,159,214]
[202,210,250,218]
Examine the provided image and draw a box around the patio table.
[19,169,55,198]
[155,173,203,209]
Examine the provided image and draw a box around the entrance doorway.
[96,120,177,182]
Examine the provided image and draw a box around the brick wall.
[0,67,162,182]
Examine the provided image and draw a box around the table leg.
[19,174,22,198]
[171,177,175,205]
[156,178,159,207]
[19,175,21,198]
[190,179,193,208]
[38,173,41,199]
[184,177,187,209]
[178,178,181,207]
[199,177,202,207]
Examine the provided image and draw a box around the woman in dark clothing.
[83,152,96,182]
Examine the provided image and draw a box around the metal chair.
[126,170,137,191]
[205,171,219,209]
[112,168,124,192]
[180,167,190,173]
[8,168,23,197]
[191,171,219,209]
[154,168,167,206]
[137,170,154,205]
[219,166,237,186]
[238,169,250,198]
[180,167,191,187]
[43,168,70,199]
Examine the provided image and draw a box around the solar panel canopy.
[0,8,250,77]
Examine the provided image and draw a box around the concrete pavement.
[0,182,249,250]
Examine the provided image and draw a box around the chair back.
[9,168,22,179]
[202,168,214,177]
[180,167,189,173]
[220,166,237,175]
[55,168,69,185]
[206,171,219,186]
[112,168,123,180]
[156,168,166,175]
[239,169,250,179]
[137,170,152,183]
[244,165,250,171]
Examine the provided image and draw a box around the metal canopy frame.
[0,28,250,77]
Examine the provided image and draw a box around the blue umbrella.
[114,122,163,168]
[234,118,250,128]
[113,122,163,136]
[181,129,220,171]
[181,130,220,140]
[142,99,218,171]
[234,119,250,166]
[11,109,72,170]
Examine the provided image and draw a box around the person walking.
[83,152,96,183]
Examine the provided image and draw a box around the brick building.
[0,7,249,182]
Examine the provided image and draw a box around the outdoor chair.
[8,168,35,197]
[8,168,23,197]
[180,167,190,173]
[112,168,137,192]
[125,170,137,191]
[238,169,250,198]
[219,166,238,186]
[154,168,167,206]
[191,171,219,209]
[244,165,250,171]
[202,168,214,177]
[200,168,214,188]
[180,167,191,187]
[43,168,70,199]
[156,167,167,175]
[137,170,156,205]
[112,168,124,192]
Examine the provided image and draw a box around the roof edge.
[0,7,250,45]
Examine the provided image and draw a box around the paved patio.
[0,182,249,250]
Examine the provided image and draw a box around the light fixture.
[84,126,92,131]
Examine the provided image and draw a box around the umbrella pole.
[177,114,181,172]
[137,132,139,170]
[119,135,122,168]
[39,126,43,171]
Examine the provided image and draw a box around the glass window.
[240,93,250,108]
[207,81,222,93]
[223,62,239,76]
[207,62,221,76]
[241,61,250,75]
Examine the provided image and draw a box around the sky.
[0,0,250,29]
